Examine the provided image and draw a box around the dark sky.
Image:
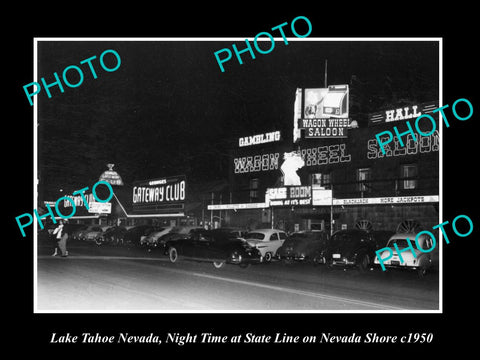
[37,40,438,199]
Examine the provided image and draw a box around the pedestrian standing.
[51,220,63,256]
[52,220,69,257]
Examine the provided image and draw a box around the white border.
[33,37,442,314]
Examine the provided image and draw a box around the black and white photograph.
[7,7,478,355]
[33,38,441,312]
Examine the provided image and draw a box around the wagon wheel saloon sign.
[296,85,351,139]
[132,175,186,214]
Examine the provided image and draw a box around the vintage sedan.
[77,225,105,242]
[241,228,287,262]
[324,229,377,271]
[140,226,175,248]
[373,232,433,277]
[157,226,203,249]
[210,227,249,239]
[277,231,329,263]
[123,225,159,247]
[70,224,89,240]
[165,230,262,268]
[98,225,132,245]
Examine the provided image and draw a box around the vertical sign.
[297,85,350,139]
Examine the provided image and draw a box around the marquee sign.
[132,175,186,214]
[266,186,312,206]
[334,195,439,206]
[88,201,112,214]
[208,202,267,210]
[312,187,332,206]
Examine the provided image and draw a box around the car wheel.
[213,261,225,269]
[264,252,273,263]
[417,266,427,278]
[312,254,325,266]
[358,253,370,272]
[168,247,178,263]
[95,238,103,246]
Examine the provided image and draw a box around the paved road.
[36,239,439,312]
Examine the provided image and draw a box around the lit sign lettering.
[302,118,350,138]
[64,193,95,207]
[368,101,438,126]
[233,144,352,174]
[367,130,439,159]
[133,176,186,205]
[386,105,422,122]
[239,131,281,147]
[299,144,351,166]
[299,85,350,139]
[266,186,312,206]
[334,195,439,206]
[234,153,280,173]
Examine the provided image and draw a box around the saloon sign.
[295,84,350,139]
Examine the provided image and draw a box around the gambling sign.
[132,175,186,214]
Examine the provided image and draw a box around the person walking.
[52,220,69,257]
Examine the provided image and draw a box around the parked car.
[210,227,249,239]
[78,225,106,242]
[165,229,262,268]
[70,224,89,240]
[373,232,433,277]
[98,225,132,245]
[241,228,287,262]
[371,230,396,248]
[324,229,377,271]
[140,226,175,248]
[157,226,203,249]
[123,225,159,247]
[277,231,329,263]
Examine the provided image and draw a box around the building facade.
[215,102,440,234]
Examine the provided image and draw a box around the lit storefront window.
[311,173,331,188]
[401,164,418,190]
[249,178,259,201]
[357,168,371,193]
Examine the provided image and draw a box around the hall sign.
[266,186,312,206]
[368,101,439,126]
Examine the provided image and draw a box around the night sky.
[37,40,438,200]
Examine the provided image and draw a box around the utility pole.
[210,192,214,228]
[325,59,328,88]
[330,184,334,236]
